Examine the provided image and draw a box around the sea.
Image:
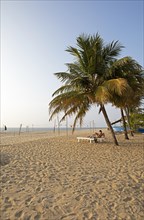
[0,126,106,133]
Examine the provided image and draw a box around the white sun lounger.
[77,137,105,143]
[77,137,95,143]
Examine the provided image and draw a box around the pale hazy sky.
[1,0,143,128]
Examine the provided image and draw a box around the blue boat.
[138,128,144,133]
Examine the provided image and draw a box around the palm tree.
[106,57,144,138]
[49,34,134,146]
[101,77,131,139]
[49,34,124,145]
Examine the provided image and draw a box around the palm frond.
[95,86,110,103]
[52,85,73,96]
[103,78,129,96]
[54,72,73,83]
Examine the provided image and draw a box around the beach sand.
[0,130,144,220]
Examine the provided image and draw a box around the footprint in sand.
[0,153,10,166]
[4,196,13,208]
[34,213,41,220]
[15,210,23,218]
[25,197,33,205]
[35,186,43,192]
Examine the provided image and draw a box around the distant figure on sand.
[4,125,7,131]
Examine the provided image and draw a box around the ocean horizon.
[0,126,107,133]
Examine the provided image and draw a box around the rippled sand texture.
[1,131,144,220]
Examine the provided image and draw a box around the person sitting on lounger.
[94,130,105,138]
[88,130,105,138]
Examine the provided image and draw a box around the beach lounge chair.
[77,136,105,143]
[77,137,96,143]
[96,137,105,142]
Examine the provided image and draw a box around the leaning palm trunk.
[124,107,134,136]
[100,104,119,146]
[120,108,129,140]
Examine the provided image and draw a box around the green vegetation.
[129,106,144,130]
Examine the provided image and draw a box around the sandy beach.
[0,129,144,220]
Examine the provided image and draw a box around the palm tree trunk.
[100,104,119,146]
[124,107,134,136]
[120,108,129,140]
